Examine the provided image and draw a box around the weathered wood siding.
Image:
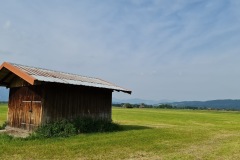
[7,82,113,130]
[41,83,112,123]
[8,86,42,130]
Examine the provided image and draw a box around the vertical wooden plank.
[41,84,111,122]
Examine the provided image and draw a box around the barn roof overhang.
[0,62,132,94]
[0,62,36,86]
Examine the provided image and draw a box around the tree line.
[113,103,239,111]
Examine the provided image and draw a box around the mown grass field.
[1,104,240,159]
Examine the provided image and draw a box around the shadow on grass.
[120,125,152,131]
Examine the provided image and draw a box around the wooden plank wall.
[8,86,42,130]
[41,83,112,123]
[7,82,113,130]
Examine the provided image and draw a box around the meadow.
[0,103,240,159]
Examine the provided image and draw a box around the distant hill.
[168,99,240,110]
[0,88,9,101]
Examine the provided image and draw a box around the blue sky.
[1,0,240,101]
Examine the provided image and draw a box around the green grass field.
[1,104,240,159]
[0,104,7,126]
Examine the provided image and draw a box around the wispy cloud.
[3,20,11,29]
[0,0,240,100]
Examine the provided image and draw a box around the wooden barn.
[0,62,131,130]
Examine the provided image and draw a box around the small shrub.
[33,118,121,138]
[34,119,76,138]
[0,121,7,130]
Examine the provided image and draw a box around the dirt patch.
[0,127,31,138]
[0,129,6,134]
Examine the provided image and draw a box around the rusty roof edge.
[1,62,36,85]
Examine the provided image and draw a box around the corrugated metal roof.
[0,62,131,94]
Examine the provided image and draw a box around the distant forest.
[0,101,7,104]
[113,99,240,111]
